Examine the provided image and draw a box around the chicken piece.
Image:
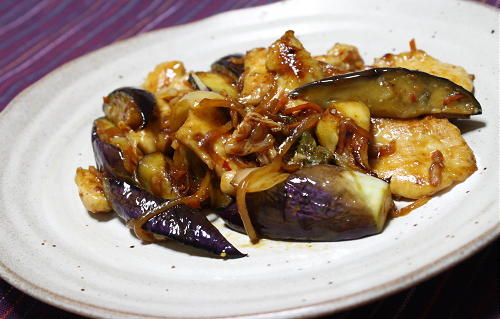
[315,43,365,74]
[239,48,274,105]
[143,61,193,99]
[373,49,473,92]
[175,91,229,169]
[75,167,111,214]
[266,30,325,94]
[370,117,477,199]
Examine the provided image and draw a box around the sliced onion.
[392,196,432,218]
[234,158,286,243]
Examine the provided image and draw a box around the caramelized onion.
[335,118,371,173]
[235,158,285,243]
[198,98,247,116]
[392,196,431,218]
[282,102,322,115]
[429,150,444,187]
[370,140,397,159]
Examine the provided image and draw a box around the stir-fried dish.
[75,31,480,258]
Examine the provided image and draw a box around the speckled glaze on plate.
[0,0,497,318]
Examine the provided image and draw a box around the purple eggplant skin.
[210,54,244,81]
[103,177,246,259]
[91,122,132,181]
[103,87,156,130]
[220,165,392,241]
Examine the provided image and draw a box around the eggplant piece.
[211,54,244,81]
[92,120,131,181]
[220,165,394,241]
[290,67,482,118]
[136,152,180,200]
[103,87,155,129]
[188,72,238,97]
[103,177,246,259]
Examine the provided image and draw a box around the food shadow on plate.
[86,210,116,222]
[450,119,485,135]
[87,208,229,258]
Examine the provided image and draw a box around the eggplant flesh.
[290,67,481,118]
[103,87,155,129]
[188,72,238,97]
[103,177,246,259]
[220,165,394,241]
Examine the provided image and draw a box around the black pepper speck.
[129,245,135,248]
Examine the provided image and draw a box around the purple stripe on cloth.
[0,1,115,85]
[0,1,77,67]
[0,1,34,26]
[0,0,51,36]
[0,0,70,50]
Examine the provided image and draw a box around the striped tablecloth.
[0,1,498,318]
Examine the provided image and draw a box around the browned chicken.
[370,117,477,199]
[374,48,473,91]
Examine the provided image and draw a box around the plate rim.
[0,1,498,318]
[0,225,497,319]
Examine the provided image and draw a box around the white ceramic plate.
[0,0,497,318]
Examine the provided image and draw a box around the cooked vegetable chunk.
[103,87,156,129]
[103,177,246,258]
[92,121,132,180]
[370,117,477,199]
[221,165,394,241]
[285,131,333,168]
[188,72,238,97]
[137,152,179,200]
[290,68,481,118]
